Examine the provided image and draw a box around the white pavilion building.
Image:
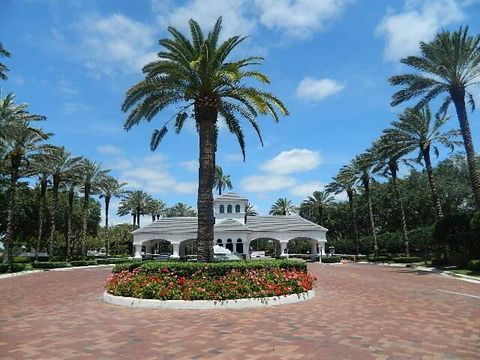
[132,192,327,260]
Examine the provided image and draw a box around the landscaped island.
[105,260,315,301]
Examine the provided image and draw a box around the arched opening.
[144,239,172,259]
[235,204,241,213]
[216,239,223,247]
[227,204,232,213]
[179,238,198,259]
[226,238,233,251]
[287,237,318,260]
[236,239,243,253]
[249,238,281,258]
[219,205,225,213]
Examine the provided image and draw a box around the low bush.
[12,256,31,263]
[0,264,8,273]
[431,257,448,267]
[468,259,480,271]
[106,266,316,300]
[391,257,423,263]
[112,259,307,277]
[97,258,134,265]
[32,262,69,269]
[321,256,341,263]
[367,255,390,263]
[0,263,27,273]
[70,260,97,267]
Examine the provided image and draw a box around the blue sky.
[2,0,480,224]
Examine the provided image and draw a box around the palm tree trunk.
[451,90,480,209]
[422,148,443,219]
[132,213,136,229]
[104,196,110,257]
[363,180,377,255]
[36,177,47,260]
[82,185,90,256]
[347,190,360,255]
[49,179,60,258]
[196,102,217,262]
[218,180,223,195]
[151,214,155,222]
[390,167,409,256]
[66,188,75,259]
[136,210,141,227]
[4,158,20,270]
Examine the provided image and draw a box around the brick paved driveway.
[0,263,479,360]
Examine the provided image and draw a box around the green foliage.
[468,259,480,271]
[0,263,26,272]
[12,256,30,263]
[97,258,133,265]
[112,259,307,277]
[0,264,7,273]
[367,255,391,263]
[69,260,97,267]
[321,256,342,263]
[391,257,423,263]
[32,261,69,269]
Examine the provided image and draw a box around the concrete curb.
[0,264,114,280]
[103,289,316,310]
[416,267,480,285]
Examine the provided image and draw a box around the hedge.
[32,262,69,269]
[468,259,480,271]
[0,263,27,273]
[12,256,31,263]
[70,260,97,267]
[97,258,134,265]
[321,256,341,263]
[367,255,390,263]
[391,257,423,263]
[113,259,307,277]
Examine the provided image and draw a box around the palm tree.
[167,202,197,217]
[213,165,233,195]
[371,135,411,256]
[65,174,82,258]
[122,17,288,261]
[383,106,460,219]
[390,27,480,209]
[0,43,10,81]
[0,97,48,267]
[146,198,167,222]
[245,202,258,216]
[79,159,109,255]
[299,191,333,226]
[98,176,127,256]
[117,190,152,227]
[326,171,360,254]
[269,198,296,216]
[341,153,378,254]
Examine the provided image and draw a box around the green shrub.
[70,260,97,267]
[367,255,390,263]
[0,264,8,273]
[97,258,133,265]
[391,256,423,263]
[431,257,448,267]
[12,256,31,263]
[0,263,27,273]
[467,259,480,271]
[113,259,307,277]
[321,256,341,263]
[32,262,69,269]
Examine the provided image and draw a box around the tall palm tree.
[370,135,412,256]
[146,198,167,222]
[326,171,360,254]
[245,202,258,216]
[167,202,197,217]
[0,43,10,81]
[269,198,296,216]
[122,17,288,261]
[32,146,83,257]
[299,190,333,226]
[98,176,127,256]
[342,153,378,254]
[0,98,48,267]
[390,26,480,209]
[383,106,460,219]
[117,190,152,227]
[213,165,233,195]
[79,159,109,255]
[65,174,82,258]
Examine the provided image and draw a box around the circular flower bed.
[105,261,316,301]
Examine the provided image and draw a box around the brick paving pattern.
[0,263,479,359]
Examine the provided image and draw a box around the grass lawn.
[449,269,480,279]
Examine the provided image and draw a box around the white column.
[134,244,142,259]
[310,241,318,260]
[279,242,288,258]
[319,242,325,263]
[171,243,180,259]
[245,241,251,260]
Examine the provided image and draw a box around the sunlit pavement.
[0,263,479,359]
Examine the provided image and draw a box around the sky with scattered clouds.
[2,0,480,225]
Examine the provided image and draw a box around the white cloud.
[224,153,244,163]
[241,175,296,192]
[154,0,256,40]
[376,0,465,62]
[180,160,198,172]
[255,0,350,39]
[97,144,123,156]
[261,149,321,175]
[61,101,90,115]
[76,14,157,76]
[289,181,324,198]
[296,77,345,102]
[175,181,198,194]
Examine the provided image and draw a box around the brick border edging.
[102,289,315,310]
